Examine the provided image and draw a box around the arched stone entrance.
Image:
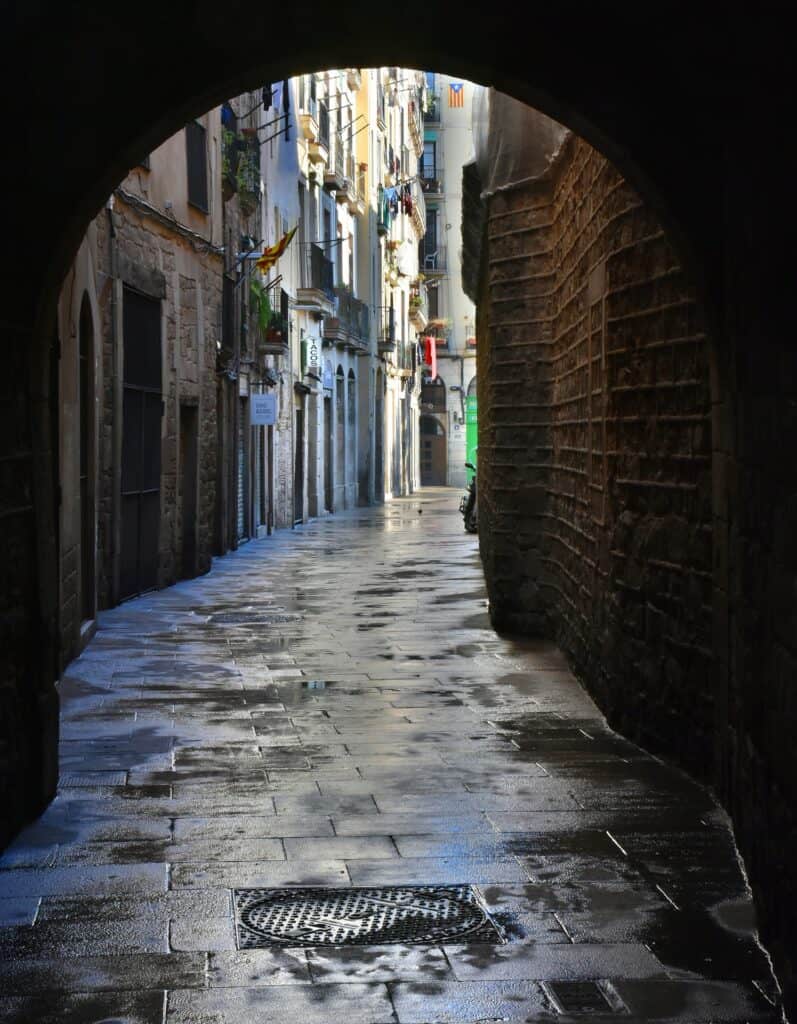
[0,12,794,1009]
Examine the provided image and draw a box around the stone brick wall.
[479,132,713,775]
[719,120,797,1010]
[478,126,797,1009]
[94,200,221,607]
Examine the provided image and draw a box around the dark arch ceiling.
[5,1,786,320]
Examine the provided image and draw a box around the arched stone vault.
[1,2,794,1012]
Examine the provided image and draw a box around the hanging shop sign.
[251,391,278,425]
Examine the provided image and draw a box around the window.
[186,121,209,212]
[425,208,439,252]
[421,140,436,179]
[427,284,440,320]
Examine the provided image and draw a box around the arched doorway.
[420,414,446,485]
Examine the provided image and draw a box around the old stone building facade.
[55,70,430,660]
[57,110,224,663]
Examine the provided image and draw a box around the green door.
[465,393,478,481]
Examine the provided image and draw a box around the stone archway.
[0,10,794,1009]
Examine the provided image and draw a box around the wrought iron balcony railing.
[379,305,396,348]
[302,244,335,297]
[419,243,447,274]
[318,102,330,149]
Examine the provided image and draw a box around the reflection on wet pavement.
[0,489,783,1022]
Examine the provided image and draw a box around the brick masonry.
[477,130,797,1011]
[480,135,713,774]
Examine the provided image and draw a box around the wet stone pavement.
[0,490,783,1022]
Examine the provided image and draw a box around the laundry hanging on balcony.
[423,335,437,378]
[384,186,400,217]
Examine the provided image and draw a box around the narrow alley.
[0,491,781,1022]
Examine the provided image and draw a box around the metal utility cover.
[543,981,619,1013]
[233,884,504,948]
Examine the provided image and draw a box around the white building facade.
[418,72,478,490]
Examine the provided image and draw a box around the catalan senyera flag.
[255,225,297,274]
[448,82,464,108]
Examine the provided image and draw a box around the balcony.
[376,84,386,130]
[308,102,330,165]
[410,179,426,239]
[420,166,443,196]
[409,281,428,331]
[343,156,366,216]
[323,287,370,353]
[299,96,319,143]
[334,151,356,205]
[400,145,411,179]
[296,244,335,316]
[376,185,391,236]
[423,92,442,125]
[256,312,290,356]
[397,339,415,377]
[419,243,447,275]
[378,305,396,355]
[408,98,424,157]
[324,142,345,192]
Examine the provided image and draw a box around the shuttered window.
[186,121,209,212]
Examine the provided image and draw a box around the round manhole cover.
[234,885,503,948]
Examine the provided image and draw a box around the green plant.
[236,137,261,216]
[250,278,272,334]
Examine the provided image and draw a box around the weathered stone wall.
[0,330,54,852]
[94,200,222,607]
[477,127,797,1009]
[479,132,713,773]
[719,121,797,1009]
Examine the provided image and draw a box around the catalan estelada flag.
[448,82,464,108]
[255,225,297,274]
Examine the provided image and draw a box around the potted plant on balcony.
[236,138,261,218]
[266,317,284,344]
[222,128,241,202]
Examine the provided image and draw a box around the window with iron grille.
[186,121,209,212]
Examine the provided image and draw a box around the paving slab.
[0,491,781,1023]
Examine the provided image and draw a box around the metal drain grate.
[234,885,504,948]
[543,981,619,1014]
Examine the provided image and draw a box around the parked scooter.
[459,461,478,533]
